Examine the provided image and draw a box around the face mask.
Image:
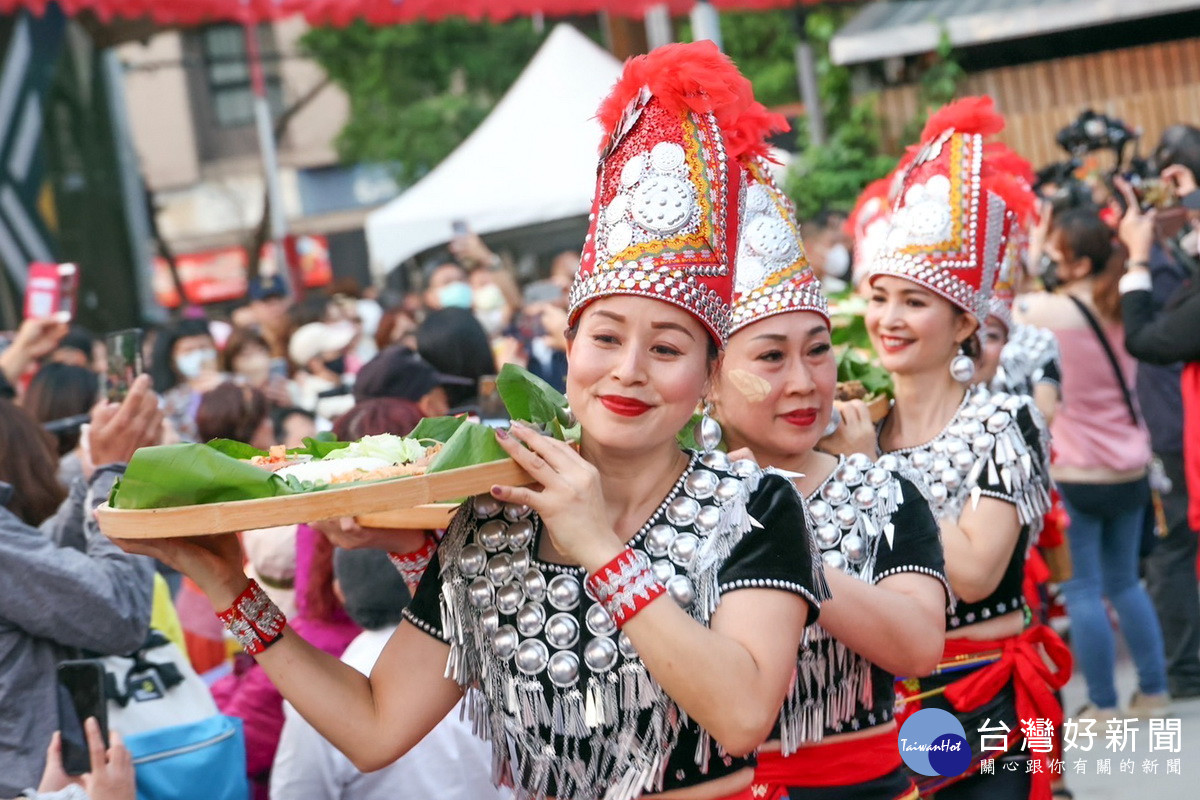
[323,355,347,376]
[235,352,272,383]
[175,348,215,380]
[473,283,506,311]
[476,308,508,337]
[437,281,473,309]
[825,243,851,279]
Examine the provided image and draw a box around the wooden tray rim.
[97,459,529,539]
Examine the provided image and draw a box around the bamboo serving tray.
[357,503,459,530]
[96,459,531,539]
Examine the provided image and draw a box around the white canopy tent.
[365,24,623,280]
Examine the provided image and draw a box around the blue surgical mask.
[437,281,473,309]
[175,348,215,380]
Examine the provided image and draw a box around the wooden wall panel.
[869,38,1200,170]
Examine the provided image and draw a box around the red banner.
[153,235,333,308]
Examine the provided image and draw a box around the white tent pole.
[690,0,722,51]
[645,3,672,49]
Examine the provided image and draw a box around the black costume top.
[877,387,1052,631]
[404,450,828,800]
[773,454,948,753]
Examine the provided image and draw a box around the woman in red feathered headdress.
[109,42,827,800]
[824,97,1073,800]
[710,105,949,800]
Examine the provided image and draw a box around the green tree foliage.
[301,19,547,183]
[786,104,898,221]
[783,9,897,221]
[681,10,801,108]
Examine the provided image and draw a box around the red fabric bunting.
[1,1,845,27]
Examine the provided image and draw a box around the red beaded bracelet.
[388,534,438,595]
[585,548,666,628]
[216,579,287,656]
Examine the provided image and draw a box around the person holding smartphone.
[0,375,162,796]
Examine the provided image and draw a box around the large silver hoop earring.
[949,354,976,383]
[693,402,723,453]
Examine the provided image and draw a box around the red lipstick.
[782,409,819,427]
[878,335,913,354]
[599,395,653,417]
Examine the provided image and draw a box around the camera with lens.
[1040,110,1175,213]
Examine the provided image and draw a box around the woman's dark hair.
[0,399,67,525]
[22,364,99,456]
[333,397,423,441]
[417,308,496,409]
[272,406,315,443]
[218,326,272,374]
[149,318,213,393]
[374,307,417,351]
[1051,208,1122,321]
[195,382,268,444]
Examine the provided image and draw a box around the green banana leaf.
[496,363,580,442]
[836,347,894,398]
[425,421,509,473]
[111,364,579,509]
[111,444,300,510]
[409,415,469,443]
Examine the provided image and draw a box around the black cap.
[332,548,410,629]
[248,274,288,301]
[353,345,472,403]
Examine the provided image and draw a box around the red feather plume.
[984,142,1036,187]
[982,171,1037,224]
[726,101,790,162]
[597,41,755,140]
[920,95,1005,142]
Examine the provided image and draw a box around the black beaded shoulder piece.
[775,454,950,752]
[431,451,772,800]
[876,386,1050,534]
[877,386,1051,631]
[996,322,1061,396]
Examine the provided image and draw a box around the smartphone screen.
[57,264,78,323]
[56,660,108,776]
[104,328,144,403]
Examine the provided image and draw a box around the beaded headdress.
[867,96,1020,323]
[569,41,752,346]
[846,176,894,286]
[725,104,828,334]
[982,143,1037,329]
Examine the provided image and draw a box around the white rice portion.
[274,457,392,485]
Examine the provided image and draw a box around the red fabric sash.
[1183,362,1200,531]
[750,728,905,799]
[940,625,1073,800]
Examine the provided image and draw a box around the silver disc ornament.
[584,636,619,673]
[545,612,581,650]
[496,582,525,615]
[547,574,582,611]
[515,639,550,676]
[522,569,547,603]
[516,602,546,637]
[586,603,617,637]
[547,651,580,688]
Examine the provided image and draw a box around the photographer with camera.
[1113,125,1200,700]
